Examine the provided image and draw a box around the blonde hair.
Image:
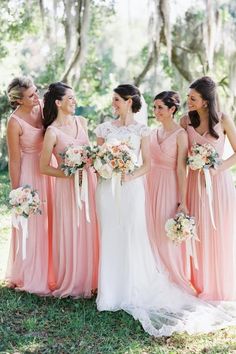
[7,77,34,108]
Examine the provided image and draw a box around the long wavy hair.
[43,82,72,131]
[188,76,219,139]
[154,91,180,116]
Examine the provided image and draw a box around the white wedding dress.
[95,121,236,337]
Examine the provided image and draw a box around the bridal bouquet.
[9,185,42,260]
[187,143,219,170]
[60,144,94,176]
[9,185,42,218]
[92,139,137,179]
[165,213,197,244]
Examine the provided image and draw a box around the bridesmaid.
[40,82,99,298]
[145,91,195,295]
[180,76,236,300]
[5,76,54,295]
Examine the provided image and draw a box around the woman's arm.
[217,113,236,171]
[40,129,68,178]
[176,130,189,214]
[7,118,22,189]
[123,135,151,182]
[179,115,188,130]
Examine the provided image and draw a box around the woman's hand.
[121,172,133,183]
[177,202,189,215]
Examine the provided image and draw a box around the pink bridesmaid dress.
[48,117,99,298]
[185,116,236,300]
[5,113,55,295]
[146,127,195,295]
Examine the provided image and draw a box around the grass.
[1,170,236,353]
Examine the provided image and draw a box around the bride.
[94,84,236,337]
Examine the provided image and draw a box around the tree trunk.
[61,0,90,84]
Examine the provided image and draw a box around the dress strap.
[10,114,25,130]
[75,116,87,136]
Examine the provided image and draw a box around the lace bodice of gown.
[95,121,150,160]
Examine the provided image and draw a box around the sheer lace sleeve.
[139,124,151,137]
[94,122,111,139]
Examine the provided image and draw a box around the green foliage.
[0,284,236,353]
[0,0,39,59]
[0,170,10,214]
[36,47,65,88]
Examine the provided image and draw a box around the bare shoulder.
[77,115,87,127]
[177,128,188,144]
[220,112,231,122]
[45,126,57,141]
[179,114,189,129]
[7,116,22,133]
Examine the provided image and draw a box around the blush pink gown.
[184,115,236,300]
[5,113,55,295]
[146,127,195,295]
[48,117,99,298]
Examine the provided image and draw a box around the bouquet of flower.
[92,139,137,179]
[9,185,42,218]
[165,213,197,244]
[187,143,219,170]
[60,144,94,176]
[9,185,42,260]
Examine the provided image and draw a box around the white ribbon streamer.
[81,169,91,223]
[74,170,82,210]
[185,237,199,278]
[203,168,216,229]
[197,168,216,229]
[12,213,28,260]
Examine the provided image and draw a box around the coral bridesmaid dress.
[48,117,99,298]
[185,116,236,300]
[146,127,195,295]
[5,113,55,295]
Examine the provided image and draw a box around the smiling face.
[112,93,130,116]
[187,88,207,112]
[153,99,175,123]
[57,89,77,115]
[18,85,39,108]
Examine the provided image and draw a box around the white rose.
[165,218,176,232]
[99,164,113,179]
[189,155,205,170]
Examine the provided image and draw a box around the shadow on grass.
[1,285,236,354]
[0,285,167,354]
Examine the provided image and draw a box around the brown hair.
[113,84,142,113]
[154,91,180,116]
[189,76,219,139]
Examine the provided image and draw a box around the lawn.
[0,170,236,354]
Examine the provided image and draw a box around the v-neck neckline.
[12,113,43,130]
[53,117,79,140]
[156,127,181,145]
